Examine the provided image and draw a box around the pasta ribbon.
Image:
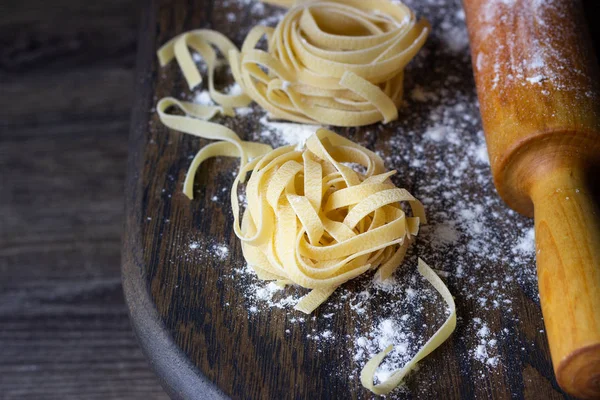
[230,127,426,313]
[156,0,429,126]
[156,97,273,199]
[360,258,456,395]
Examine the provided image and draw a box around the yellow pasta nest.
[231,128,426,313]
[156,98,425,314]
[157,0,429,126]
[155,101,457,394]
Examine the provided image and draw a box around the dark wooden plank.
[1,68,134,131]
[0,0,167,398]
[0,0,138,74]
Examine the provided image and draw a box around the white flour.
[258,115,320,149]
[477,0,593,97]
[193,90,213,106]
[211,243,229,260]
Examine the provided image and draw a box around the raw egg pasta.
[155,0,455,394]
[157,100,427,313]
[360,258,456,395]
[156,0,429,126]
[155,106,456,393]
[230,127,426,313]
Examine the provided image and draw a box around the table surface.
[1,0,598,399]
[122,1,600,399]
[0,0,167,398]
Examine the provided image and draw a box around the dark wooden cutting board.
[122,0,582,398]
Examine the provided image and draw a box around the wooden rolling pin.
[463,0,600,398]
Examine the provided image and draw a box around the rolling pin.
[463,0,600,398]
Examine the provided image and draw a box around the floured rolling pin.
[463,0,600,398]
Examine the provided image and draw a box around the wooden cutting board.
[122,0,580,398]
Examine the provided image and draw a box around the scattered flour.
[513,227,535,255]
[235,107,254,116]
[471,318,499,368]
[212,244,229,260]
[357,318,417,383]
[227,82,243,96]
[193,90,213,106]
[186,240,230,261]
[474,141,490,164]
[258,115,320,149]
[427,224,460,248]
[423,125,446,142]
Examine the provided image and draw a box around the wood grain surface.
[0,0,167,398]
[121,1,599,400]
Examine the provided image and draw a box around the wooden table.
[122,1,600,399]
[0,0,167,398]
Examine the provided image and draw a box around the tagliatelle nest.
[156,99,457,394]
[231,128,426,312]
[157,0,429,126]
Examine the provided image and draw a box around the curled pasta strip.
[231,127,426,313]
[157,30,252,109]
[156,97,273,199]
[156,0,429,126]
[360,258,456,395]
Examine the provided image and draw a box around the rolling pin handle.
[463,0,600,395]
[530,166,600,399]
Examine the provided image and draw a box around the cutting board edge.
[120,1,229,399]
